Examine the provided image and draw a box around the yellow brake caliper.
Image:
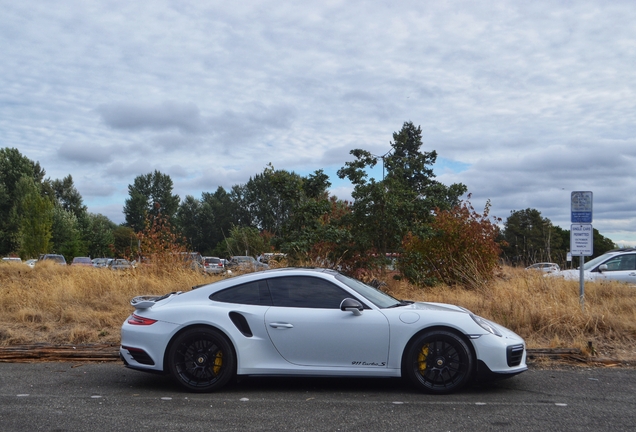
[418,344,429,373]
[213,351,223,375]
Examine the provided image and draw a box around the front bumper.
[474,359,527,383]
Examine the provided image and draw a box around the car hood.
[406,301,466,313]
[551,269,591,280]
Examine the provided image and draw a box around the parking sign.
[570,224,593,256]
[571,191,593,223]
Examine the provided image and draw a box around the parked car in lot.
[120,268,527,394]
[25,259,37,268]
[37,254,67,265]
[525,262,560,273]
[92,258,113,268]
[260,253,286,264]
[203,256,225,274]
[108,259,133,271]
[553,248,636,283]
[71,257,93,267]
[2,257,22,263]
[226,255,269,272]
[177,252,205,271]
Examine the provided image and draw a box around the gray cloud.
[97,101,204,133]
[57,142,113,163]
[3,0,636,243]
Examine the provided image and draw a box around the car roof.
[605,248,636,254]
[192,267,340,292]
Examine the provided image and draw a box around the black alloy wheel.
[167,327,235,392]
[404,330,473,394]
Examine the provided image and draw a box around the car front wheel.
[404,330,473,394]
[167,327,235,392]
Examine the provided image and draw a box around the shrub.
[400,198,503,288]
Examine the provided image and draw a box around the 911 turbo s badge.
[351,361,387,366]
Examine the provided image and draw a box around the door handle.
[269,322,294,329]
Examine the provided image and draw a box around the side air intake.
[229,312,253,337]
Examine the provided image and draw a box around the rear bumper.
[120,350,167,375]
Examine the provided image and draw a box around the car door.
[264,276,390,368]
[594,253,636,283]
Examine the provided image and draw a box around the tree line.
[0,122,617,285]
[500,208,616,269]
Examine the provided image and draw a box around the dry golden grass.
[1,262,635,360]
[0,261,213,345]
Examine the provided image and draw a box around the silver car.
[226,255,269,271]
[555,248,636,283]
[203,256,225,274]
[120,268,527,394]
[525,262,560,273]
[109,259,133,271]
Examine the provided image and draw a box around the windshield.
[583,252,618,270]
[335,274,401,308]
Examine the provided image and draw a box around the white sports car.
[120,268,527,394]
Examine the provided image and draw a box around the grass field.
[1,262,635,360]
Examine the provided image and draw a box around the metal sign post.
[570,223,593,308]
[570,191,593,309]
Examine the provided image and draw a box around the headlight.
[470,314,502,337]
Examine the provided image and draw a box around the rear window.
[42,255,66,264]
[73,257,91,263]
[210,280,272,306]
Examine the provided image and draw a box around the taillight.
[128,314,157,325]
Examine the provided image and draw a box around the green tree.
[550,225,571,267]
[51,175,87,219]
[51,206,85,262]
[592,228,616,257]
[176,195,203,252]
[123,170,180,232]
[337,122,467,258]
[174,187,244,256]
[112,226,138,258]
[15,176,53,258]
[224,226,268,257]
[84,213,117,258]
[502,208,562,266]
[201,187,242,255]
[239,164,304,235]
[0,148,46,255]
[279,195,353,268]
[272,170,354,264]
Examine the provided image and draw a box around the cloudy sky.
[2,1,636,245]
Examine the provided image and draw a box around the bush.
[400,199,503,288]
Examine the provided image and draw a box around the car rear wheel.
[404,330,473,394]
[167,327,235,392]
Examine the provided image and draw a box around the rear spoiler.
[131,291,182,309]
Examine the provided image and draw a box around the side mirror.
[598,264,608,273]
[340,298,363,316]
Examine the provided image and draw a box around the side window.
[267,276,350,309]
[210,281,272,306]
[603,255,636,272]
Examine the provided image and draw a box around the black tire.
[403,330,474,394]
[167,327,235,392]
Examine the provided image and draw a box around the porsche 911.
[120,268,527,394]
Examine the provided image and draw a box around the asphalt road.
[0,362,635,431]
